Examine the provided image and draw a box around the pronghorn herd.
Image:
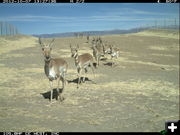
[38,36,120,102]
[91,37,120,66]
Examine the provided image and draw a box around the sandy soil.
[0,30,179,132]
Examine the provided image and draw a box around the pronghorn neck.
[44,58,50,78]
[73,52,79,65]
[44,57,52,63]
[44,58,51,72]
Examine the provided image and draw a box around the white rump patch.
[49,67,56,78]
[59,67,65,78]
[112,52,117,57]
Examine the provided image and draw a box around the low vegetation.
[0,29,179,131]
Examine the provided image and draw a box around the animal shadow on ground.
[104,62,118,67]
[41,88,63,100]
[67,77,92,84]
[93,62,97,68]
[100,57,108,61]
[104,62,113,66]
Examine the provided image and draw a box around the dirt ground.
[0,29,179,132]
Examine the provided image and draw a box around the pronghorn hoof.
[49,100,56,104]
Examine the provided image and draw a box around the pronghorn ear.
[39,38,43,48]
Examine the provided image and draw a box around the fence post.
[164,18,166,29]
[155,20,157,30]
[0,22,3,36]
[174,18,176,28]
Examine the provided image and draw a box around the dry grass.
[149,46,168,51]
[135,29,179,39]
[99,79,178,97]
[0,35,37,54]
[151,53,175,57]
[113,56,178,71]
[0,29,179,132]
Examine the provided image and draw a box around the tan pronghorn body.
[91,37,105,66]
[102,41,112,56]
[70,44,95,88]
[109,45,120,66]
[39,38,68,102]
[110,45,120,59]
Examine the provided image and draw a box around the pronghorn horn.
[70,44,72,48]
[77,44,79,49]
[39,37,44,47]
[49,38,55,47]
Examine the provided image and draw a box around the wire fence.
[0,21,20,36]
[0,18,178,37]
[137,18,179,32]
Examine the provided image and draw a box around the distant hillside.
[32,28,145,38]
[33,25,179,38]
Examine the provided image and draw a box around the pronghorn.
[102,41,111,55]
[97,36,103,44]
[39,38,68,102]
[91,37,105,66]
[109,44,120,66]
[86,35,90,43]
[110,45,120,59]
[70,44,96,88]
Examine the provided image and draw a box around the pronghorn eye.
[50,48,52,50]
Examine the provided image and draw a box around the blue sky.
[0,3,179,35]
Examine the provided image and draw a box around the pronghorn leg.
[61,71,65,90]
[56,77,60,100]
[83,68,88,83]
[97,56,100,66]
[95,54,98,67]
[116,52,119,58]
[49,80,53,101]
[90,63,95,80]
[111,55,114,67]
[63,70,68,85]
[115,52,119,66]
[111,59,114,66]
[59,77,65,101]
[77,68,81,88]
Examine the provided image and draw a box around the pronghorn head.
[70,44,79,58]
[103,41,111,54]
[91,37,98,48]
[105,45,112,54]
[91,37,96,45]
[39,38,55,61]
[109,44,114,53]
[96,37,99,43]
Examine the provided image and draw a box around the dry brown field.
[0,29,179,132]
